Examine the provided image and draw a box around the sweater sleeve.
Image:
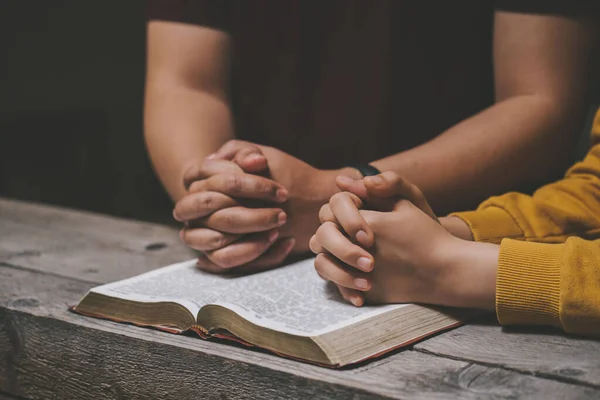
[496,237,600,336]
[452,109,600,244]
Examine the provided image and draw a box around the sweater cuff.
[496,239,562,328]
[450,207,523,244]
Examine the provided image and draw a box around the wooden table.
[1,198,599,399]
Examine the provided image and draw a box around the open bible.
[74,258,473,367]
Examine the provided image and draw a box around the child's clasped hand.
[310,171,497,310]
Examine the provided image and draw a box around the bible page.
[89,260,223,316]
[89,258,407,336]
[204,258,407,336]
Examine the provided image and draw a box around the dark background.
[0,2,598,225]
[0,1,173,224]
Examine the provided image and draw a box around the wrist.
[314,167,363,202]
[438,238,498,310]
[289,167,361,254]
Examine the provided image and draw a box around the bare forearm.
[372,95,583,213]
[144,85,234,201]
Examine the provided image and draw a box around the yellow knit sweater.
[453,109,600,335]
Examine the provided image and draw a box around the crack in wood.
[2,198,599,398]
[0,390,27,400]
[6,251,41,259]
[1,310,23,394]
[414,347,600,390]
[0,262,99,285]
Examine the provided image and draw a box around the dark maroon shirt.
[148,0,593,169]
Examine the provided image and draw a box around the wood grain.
[0,393,20,400]
[2,263,597,399]
[2,197,600,398]
[0,198,195,283]
[415,317,600,388]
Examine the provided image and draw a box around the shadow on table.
[469,312,599,342]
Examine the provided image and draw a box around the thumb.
[363,171,409,197]
[336,175,396,212]
[365,172,437,220]
[183,158,243,190]
[234,145,268,173]
[212,140,268,173]
[364,171,423,202]
[335,175,368,198]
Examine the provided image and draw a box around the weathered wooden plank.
[2,265,597,399]
[0,392,21,400]
[0,198,195,283]
[415,317,600,388]
[2,197,600,397]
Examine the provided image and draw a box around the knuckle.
[330,192,346,205]
[202,194,214,210]
[252,239,268,254]
[314,254,326,273]
[321,220,333,228]
[210,233,227,249]
[183,231,198,247]
[268,209,283,225]
[341,247,357,262]
[184,162,202,180]
[266,213,277,227]
[194,193,213,213]
[211,250,237,269]
[315,252,327,263]
[239,147,256,157]
[309,235,319,253]
[345,220,363,235]
[188,180,203,193]
[315,226,327,242]
[314,226,324,241]
[218,212,235,228]
[255,179,270,194]
[319,204,332,221]
[317,222,337,240]
[224,174,242,192]
[382,171,400,182]
[396,175,408,186]
[199,159,212,172]
[221,139,238,150]
[173,202,183,218]
[322,221,338,232]
[349,193,363,207]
